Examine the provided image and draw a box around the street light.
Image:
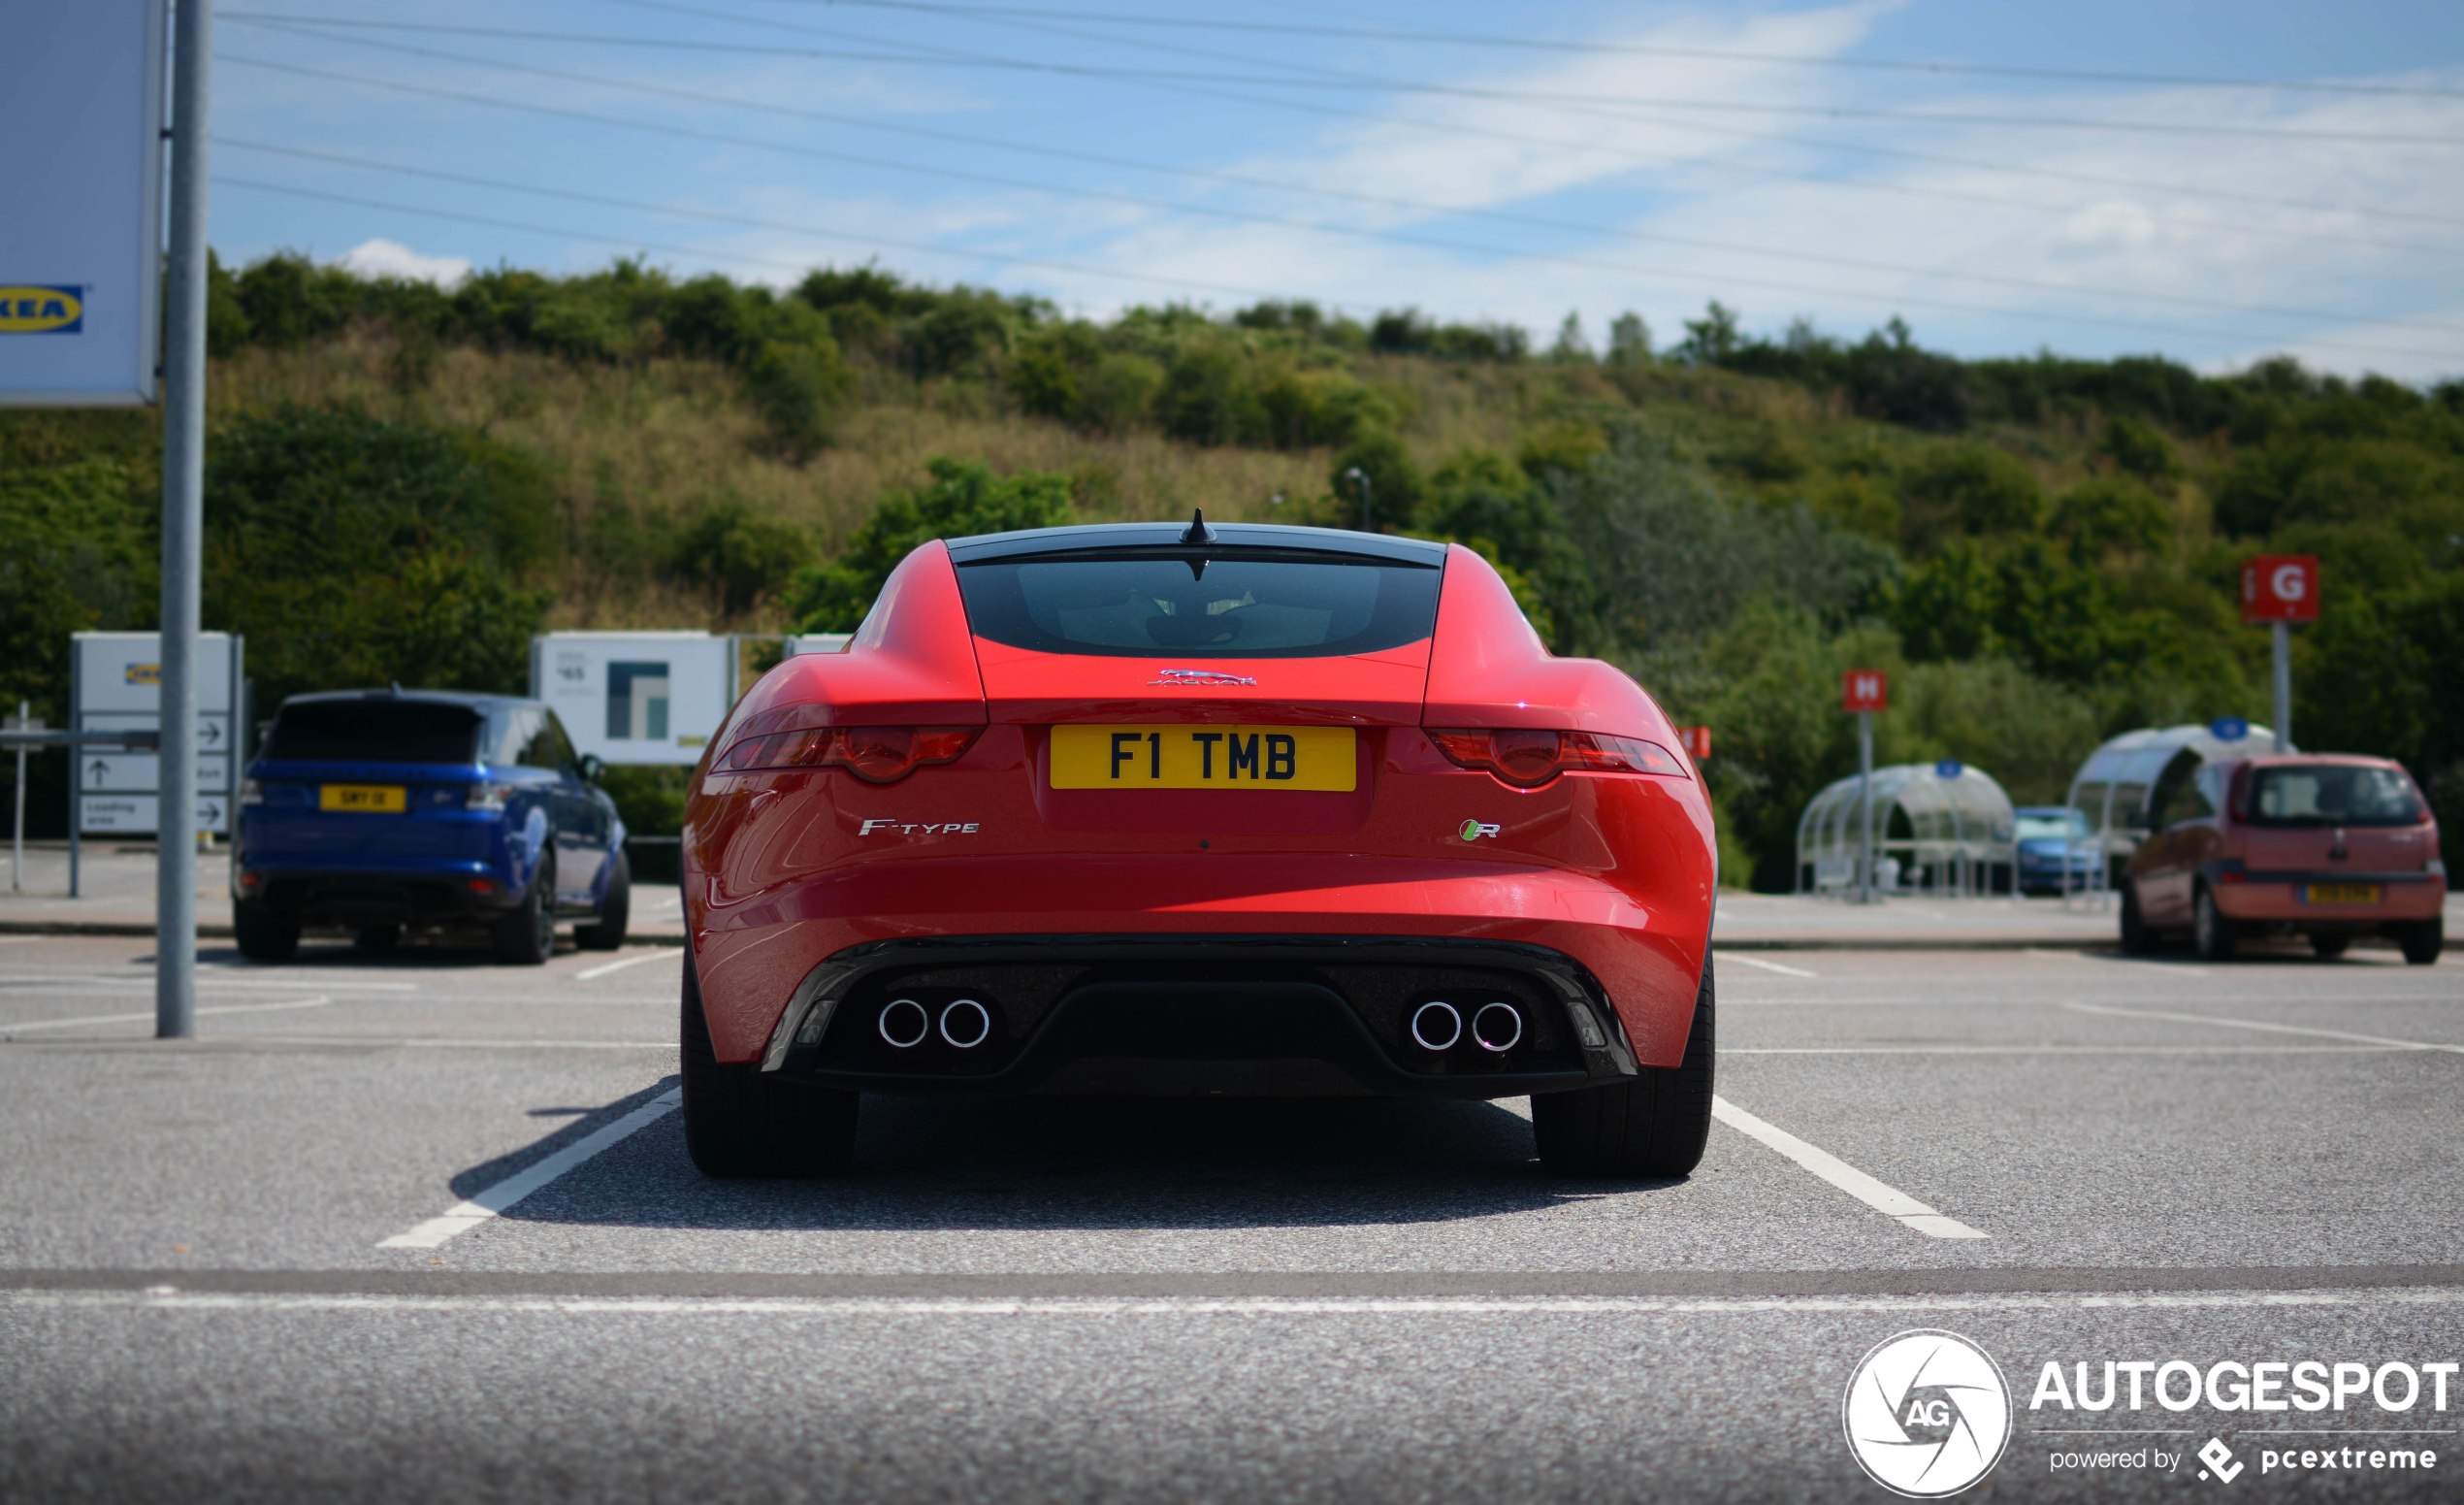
[1344,467,1372,531]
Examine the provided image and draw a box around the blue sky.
[203,0,2464,378]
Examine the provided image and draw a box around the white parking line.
[1715,953,1819,978]
[0,997,333,1035]
[33,1288,2463,1317]
[572,949,683,982]
[2064,1001,2464,1055]
[1711,1096,1988,1239]
[1729,1045,2401,1055]
[377,1088,682,1249]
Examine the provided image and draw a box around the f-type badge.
[1150,668,1257,687]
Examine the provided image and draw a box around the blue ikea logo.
[0,285,84,334]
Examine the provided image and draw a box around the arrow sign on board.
[201,721,222,744]
[87,758,108,784]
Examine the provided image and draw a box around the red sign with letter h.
[2241,555,2318,624]
[1842,671,1888,713]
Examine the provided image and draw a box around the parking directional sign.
[2241,555,2319,623]
[70,632,243,834]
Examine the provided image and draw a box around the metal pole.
[1857,709,1873,904]
[11,701,25,894]
[158,0,211,1040]
[2271,620,2291,753]
[1345,467,1372,532]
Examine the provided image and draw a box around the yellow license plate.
[1050,724,1356,791]
[2304,884,2382,905]
[320,784,407,814]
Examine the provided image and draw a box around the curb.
[0,918,690,945]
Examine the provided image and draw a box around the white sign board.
[530,633,735,767]
[0,0,166,407]
[72,631,243,834]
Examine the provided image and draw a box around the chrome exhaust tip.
[878,998,930,1049]
[1471,1001,1524,1054]
[1409,1000,1463,1053]
[939,998,992,1049]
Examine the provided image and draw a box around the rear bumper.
[690,854,1710,1070]
[2206,867,2447,925]
[753,934,1641,1099]
[239,865,524,929]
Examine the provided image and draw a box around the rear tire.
[2119,884,2154,955]
[2309,933,2351,959]
[491,858,556,965]
[233,902,299,963]
[574,850,631,952]
[2193,886,2238,963]
[681,952,858,1177]
[2400,917,2445,966]
[1534,962,1714,1179]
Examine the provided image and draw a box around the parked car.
[2013,805,2098,895]
[2121,753,2445,963]
[677,518,1718,1179]
[234,689,630,963]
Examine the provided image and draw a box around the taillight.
[466,782,512,811]
[718,726,981,783]
[1426,728,1688,789]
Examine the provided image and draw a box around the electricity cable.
[209,129,2462,359]
[228,11,2464,240]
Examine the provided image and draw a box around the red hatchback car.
[677,518,1718,1178]
[2122,753,2446,964]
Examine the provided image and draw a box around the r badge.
[1459,820,1502,840]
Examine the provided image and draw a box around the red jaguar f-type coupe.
[678,515,1718,1178]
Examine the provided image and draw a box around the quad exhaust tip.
[1471,1001,1524,1054]
[878,998,930,1049]
[939,998,993,1050]
[1409,1000,1463,1053]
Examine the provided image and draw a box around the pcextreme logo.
[0,285,84,334]
[1843,1330,2014,1497]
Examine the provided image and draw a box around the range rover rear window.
[955,549,1443,659]
[261,702,483,765]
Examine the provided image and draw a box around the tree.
[787,459,1075,632]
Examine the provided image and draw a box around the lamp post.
[1344,467,1372,532]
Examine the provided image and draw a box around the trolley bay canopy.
[1796,763,2018,897]
[2063,722,2286,893]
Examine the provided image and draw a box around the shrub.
[788,459,1076,632]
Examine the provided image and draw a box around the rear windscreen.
[2247,765,2423,827]
[956,551,1442,658]
[261,701,483,765]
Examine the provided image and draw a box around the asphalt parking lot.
[2,932,2458,1502]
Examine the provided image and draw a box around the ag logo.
[1842,1329,2011,1497]
[1458,819,1502,840]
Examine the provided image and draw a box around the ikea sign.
[0,2,165,406]
[0,286,86,334]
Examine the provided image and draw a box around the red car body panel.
[684,532,1717,1083]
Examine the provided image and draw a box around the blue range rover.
[234,690,630,964]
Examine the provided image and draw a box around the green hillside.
[5,253,2459,887]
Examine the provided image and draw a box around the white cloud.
[1023,3,2464,380]
[332,238,471,287]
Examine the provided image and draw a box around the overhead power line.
[764,0,2464,102]
[227,12,2464,146]
[205,49,2464,344]
[206,102,2458,360]
[226,13,2464,241]
[211,175,1285,300]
